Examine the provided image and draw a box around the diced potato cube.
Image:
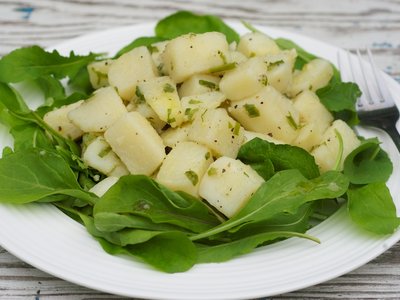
[289,58,334,97]
[178,74,221,97]
[89,176,119,197]
[68,87,127,132]
[292,90,333,131]
[138,76,183,127]
[87,59,114,89]
[149,41,169,75]
[181,91,226,122]
[243,130,284,145]
[104,112,166,175]
[199,157,264,217]
[219,56,268,101]
[263,49,297,94]
[292,123,323,151]
[44,100,84,140]
[108,46,157,100]
[161,124,190,148]
[162,32,229,82]
[237,32,281,57]
[228,86,300,143]
[82,136,129,176]
[227,51,248,64]
[157,141,213,197]
[188,108,245,158]
[311,120,361,172]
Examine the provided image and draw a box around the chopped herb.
[218,50,227,64]
[92,68,108,86]
[200,109,208,122]
[266,59,284,71]
[185,170,199,186]
[135,86,146,104]
[258,74,268,86]
[98,146,112,158]
[157,63,165,75]
[198,79,219,91]
[163,83,175,93]
[286,113,299,130]
[207,167,218,176]
[205,152,211,160]
[243,171,249,177]
[233,122,241,136]
[167,108,176,124]
[188,99,203,105]
[209,62,236,73]
[147,44,159,54]
[244,104,260,118]
[184,107,199,120]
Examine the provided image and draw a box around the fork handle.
[385,123,400,153]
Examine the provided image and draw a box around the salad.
[0,11,398,273]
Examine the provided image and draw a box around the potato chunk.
[157,142,213,197]
[108,46,157,100]
[311,120,360,172]
[228,86,300,144]
[138,76,183,128]
[104,112,166,175]
[161,124,190,148]
[87,59,113,89]
[237,32,281,57]
[82,136,128,176]
[89,176,119,197]
[181,92,226,122]
[178,74,221,97]
[44,100,84,140]
[162,32,229,83]
[289,58,334,97]
[68,87,127,132]
[188,108,245,158]
[199,157,264,217]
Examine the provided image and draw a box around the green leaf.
[192,170,349,240]
[347,183,400,234]
[197,230,319,264]
[0,46,99,83]
[0,82,30,115]
[0,149,94,204]
[94,175,221,233]
[344,138,393,184]
[316,81,361,125]
[115,36,165,58]
[238,138,320,180]
[155,11,240,43]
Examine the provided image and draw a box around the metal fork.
[337,49,400,152]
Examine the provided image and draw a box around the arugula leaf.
[0,148,95,204]
[347,183,400,234]
[238,138,320,180]
[0,46,99,83]
[344,138,393,184]
[155,11,240,43]
[316,81,361,125]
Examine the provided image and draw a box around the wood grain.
[0,0,400,299]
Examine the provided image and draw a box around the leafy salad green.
[0,11,398,273]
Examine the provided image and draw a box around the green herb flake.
[244,104,260,118]
[233,122,241,136]
[258,74,268,86]
[209,62,236,73]
[147,44,159,54]
[218,50,227,64]
[135,86,146,104]
[286,113,299,130]
[98,146,112,158]
[185,170,199,186]
[207,167,218,176]
[198,79,219,91]
[163,83,175,93]
[205,152,211,160]
[167,108,176,124]
[266,59,284,71]
[184,107,199,120]
[188,99,203,105]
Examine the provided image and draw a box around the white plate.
[0,22,400,300]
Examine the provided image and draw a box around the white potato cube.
[89,176,119,197]
[82,136,129,176]
[263,49,297,94]
[178,74,221,97]
[162,32,229,83]
[44,100,84,140]
[292,123,323,151]
[199,157,264,217]
[87,59,114,89]
[108,46,157,100]
[311,120,361,172]
[68,87,127,132]
[104,112,166,175]
[237,32,281,57]
[243,130,284,145]
[188,108,245,158]
[181,92,226,122]
[161,124,190,148]
[289,58,334,97]
[292,90,333,131]
[156,142,213,197]
[138,76,183,127]
[219,56,268,101]
[228,86,300,143]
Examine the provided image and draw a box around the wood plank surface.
[0,0,399,299]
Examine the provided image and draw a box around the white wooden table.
[0,0,399,298]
